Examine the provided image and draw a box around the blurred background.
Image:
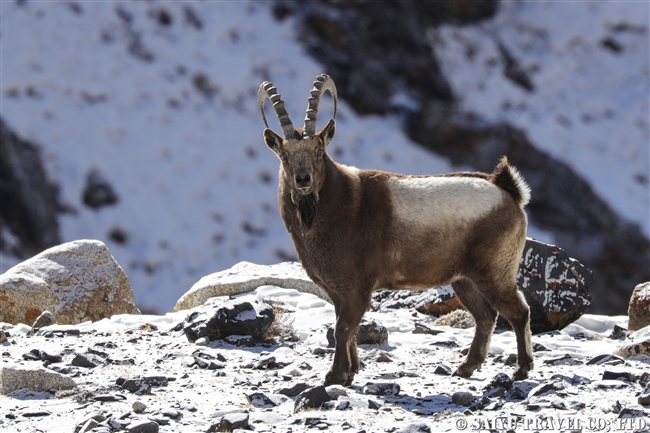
[1,1,648,315]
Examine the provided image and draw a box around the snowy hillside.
[1,1,647,313]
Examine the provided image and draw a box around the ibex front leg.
[324,290,368,386]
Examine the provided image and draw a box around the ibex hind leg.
[451,278,498,378]
[487,286,533,380]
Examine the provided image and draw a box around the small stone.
[451,391,473,406]
[376,351,392,362]
[357,318,389,345]
[412,321,444,335]
[433,363,452,376]
[543,354,582,366]
[39,350,63,363]
[133,401,147,413]
[485,372,513,390]
[92,394,126,402]
[278,382,310,397]
[368,399,382,409]
[294,386,331,413]
[246,392,276,408]
[398,422,432,433]
[127,421,159,433]
[79,418,99,432]
[608,325,629,340]
[22,349,41,361]
[162,409,182,419]
[213,412,250,432]
[595,380,628,389]
[336,400,350,410]
[362,382,400,397]
[325,385,348,400]
[587,354,625,365]
[21,410,52,417]
[195,337,209,346]
[532,342,550,352]
[640,372,650,387]
[602,371,636,382]
[71,353,101,368]
[29,311,54,334]
[528,380,565,397]
[639,390,650,406]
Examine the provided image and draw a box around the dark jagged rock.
[517,239,592,333]
[0,118,60,259]
[294,386,331,413]
[245,392,276,408]
[184,300,274,344]
[358,318,388,345]
[215,301,274,339]
[327,317,388,347]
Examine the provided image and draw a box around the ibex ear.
[263,128,284,154]
[316,119,335,147]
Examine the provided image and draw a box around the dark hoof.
[513,362,533,381]
[452,364,475,378]
[324,370,348,387]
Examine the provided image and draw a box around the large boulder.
[628,282,650,332]
[517,238,592,334]
[1,362,76,394]
[174,261,329,311]
[0,239,140,325]
[183,298,274,344]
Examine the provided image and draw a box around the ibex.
[258,74,533,386]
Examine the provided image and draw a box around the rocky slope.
[1,286,649,433]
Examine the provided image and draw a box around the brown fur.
[263,107,533,388]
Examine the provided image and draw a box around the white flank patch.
[388,176,503,226]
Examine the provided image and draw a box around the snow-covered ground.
[1,1,647,314]
[1,286,649,432]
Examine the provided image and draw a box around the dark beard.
[296,193,317,227]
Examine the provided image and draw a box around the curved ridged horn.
[258,81,297,139]
[303,74,338,137]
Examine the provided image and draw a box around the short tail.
[491,156,531,208]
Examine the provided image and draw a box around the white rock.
[1,363,76,394]
[174,261,329,311]
[0,239,140,325]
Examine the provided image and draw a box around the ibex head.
[258,74,337,203]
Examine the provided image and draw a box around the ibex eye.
[281,154,288,161]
